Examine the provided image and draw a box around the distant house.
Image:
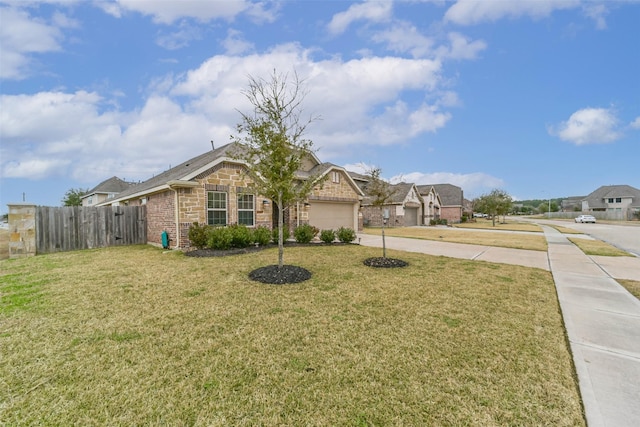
[581,185,640,219]
[418,184,464,224]
[97,142,364,248]
[81,176,135,206]
[561,196,584,212]
[358,182,424,227]
[416,185,442,224]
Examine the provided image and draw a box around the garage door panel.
[308,202,354,230]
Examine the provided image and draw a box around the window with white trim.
[237,194,255,226]
[331,171,340,183]
[207,191,227,225]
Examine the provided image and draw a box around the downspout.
[297,202,300,227]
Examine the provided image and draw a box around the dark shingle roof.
[86,176,135,196]
[108,142,243,202]
[585,185,640,208]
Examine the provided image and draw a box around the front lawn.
[0,245,584,426]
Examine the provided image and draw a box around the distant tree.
[474,189,513,226]
[364,167,397,259]
[62,188,89,206]
[231,70,321,269]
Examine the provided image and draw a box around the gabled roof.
[103,143,243,204]
[584,185,640,208]
[83,176,135,199]
[100,142,363,204]
[361,182,421,206]
[419,184,463,206]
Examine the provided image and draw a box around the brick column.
[7,203,37,258]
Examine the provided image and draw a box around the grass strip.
[568,237,633,257]
[364,226,547,251]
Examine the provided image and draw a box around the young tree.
[62,188,89,206]
[231,70,321,268]
[473,189,513,226]
[364,167,397,258]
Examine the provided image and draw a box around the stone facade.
[7,203,37,258]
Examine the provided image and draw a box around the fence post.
[7,203,37,259]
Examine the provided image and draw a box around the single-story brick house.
[98,142,364,248]
[418,184,464,224]
[81,176,136,206]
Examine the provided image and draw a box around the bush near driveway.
[0,245,584,426]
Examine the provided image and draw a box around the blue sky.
[1,0,639,212]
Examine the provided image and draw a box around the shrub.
[336,227,356,243]
[272,226,290,243]
[294,224,318,243]
[188,222,210,249]
[228,224,252,248]
[207,227,233,250]
[319,229,336,244]
[252,226,272,246]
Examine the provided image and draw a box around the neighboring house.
[418,184,463,224]
[81,176,136,206]
[561,196,583,212]
[97,142,364,248]
[417,185,442,224]
[359,182,424,227]
[581,185,640,219]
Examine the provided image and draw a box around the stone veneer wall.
[7,203,37,258]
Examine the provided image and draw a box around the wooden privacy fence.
[35,205,146,254]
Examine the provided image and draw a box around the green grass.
[0,244,584,426]
[364,226,548,251]
[618,279,640,300]
[568,237,634,257]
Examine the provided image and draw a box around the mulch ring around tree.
[249,265,312,284]
[363,257,409,268]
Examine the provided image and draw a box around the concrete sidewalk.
[358,229,640,426]
[542,225,640,427]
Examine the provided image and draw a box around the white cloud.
[0,6,64,79]
[156,24,202,50]
[444,0,579,25]
[327,1,393,35]
[551,107,622,145]
[1,44,457,183]
[631,117,640,129]
[221,29,254,55]
[436,32,487,60]
[110,0,252,24]
[371,21,435,58]
[583,3,608,30]
[389,171,504,199]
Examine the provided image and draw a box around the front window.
[237,194,255,226]
[616,198,621,203]
[207,192,227,225]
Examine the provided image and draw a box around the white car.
[575,215,596,223]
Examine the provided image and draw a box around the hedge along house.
[98,142,364,249]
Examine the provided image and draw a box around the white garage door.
[308,202,355,230]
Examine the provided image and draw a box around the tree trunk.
[278,194,284,268]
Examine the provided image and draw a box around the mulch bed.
[248,265,312,284]
[363,257,409,268]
